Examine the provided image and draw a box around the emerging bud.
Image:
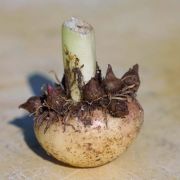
[103,64,121,93]
[120,64,140,94]
[83,78,105,101]
[19,96,41,113]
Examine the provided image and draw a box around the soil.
[19,64,140,132]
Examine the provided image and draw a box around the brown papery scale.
[108,100,129,117]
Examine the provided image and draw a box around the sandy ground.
[0,0,180,179]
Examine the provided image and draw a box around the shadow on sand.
[10,73,72,167]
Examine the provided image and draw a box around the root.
[49,70,61,85]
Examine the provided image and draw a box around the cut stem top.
[62,17,96,102]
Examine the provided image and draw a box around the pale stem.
[62,17,96,102]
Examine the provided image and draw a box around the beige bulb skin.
[34,99,143,168]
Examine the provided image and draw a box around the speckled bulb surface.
[34,99,143,167]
